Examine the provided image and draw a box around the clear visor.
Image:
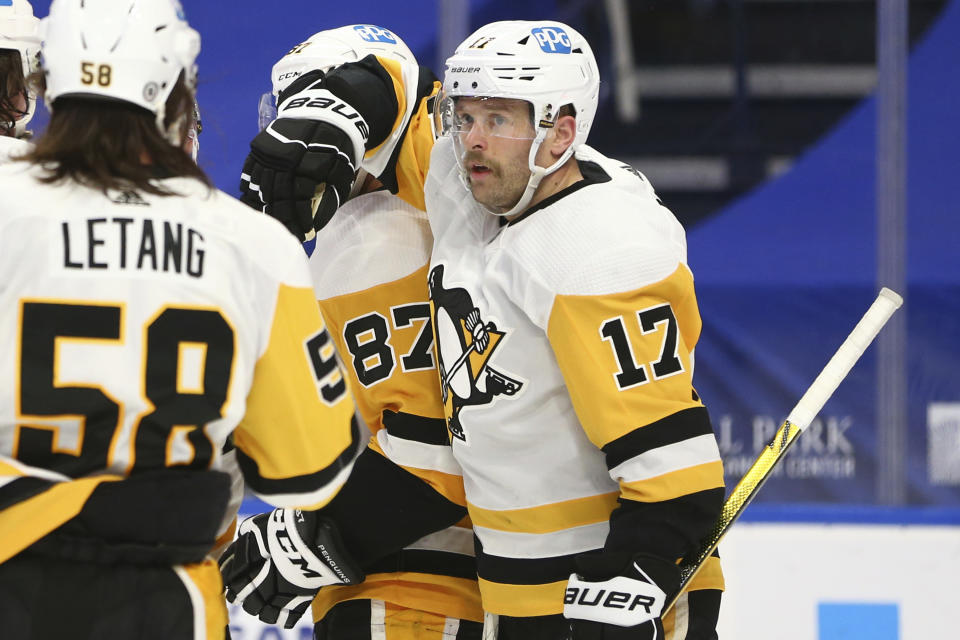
[438,93,537,141]
[258,91,277,131]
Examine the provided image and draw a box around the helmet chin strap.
[484,129,576,218]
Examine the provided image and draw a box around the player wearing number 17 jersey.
[234,19,726,640]
[0,3,361,639]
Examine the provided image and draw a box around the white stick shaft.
[668,287,903,612]
[786,287,903,430]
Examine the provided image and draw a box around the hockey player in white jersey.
[0,0,39,162]
[229,19,726,640]
[0,2,364,639]
[223,26,484,639]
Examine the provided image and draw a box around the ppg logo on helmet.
[354,25,398,45]
[531,27,571,54]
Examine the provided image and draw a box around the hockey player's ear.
[545,111,578,161]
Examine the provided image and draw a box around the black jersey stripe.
[236,414,362,498]
[367,547,477,581]
[0,477,52,512]
[475,537,588,586]
[382,410,450,446]
[602,406,715,469]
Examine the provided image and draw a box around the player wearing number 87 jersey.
[0,2,361,640]
[225,25,484,639]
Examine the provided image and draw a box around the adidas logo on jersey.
[111,190,150,206]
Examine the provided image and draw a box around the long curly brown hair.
[21,72,211,196]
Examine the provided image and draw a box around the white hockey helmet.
[0,0,41,136]
[440,20,600,216]
[41,0,201,145]
[258,24,415,130]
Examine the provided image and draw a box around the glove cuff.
[276,88,368,169]
[631,553,681,598]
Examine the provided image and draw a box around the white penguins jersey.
[425,137,725,617]
[0,163,361,564]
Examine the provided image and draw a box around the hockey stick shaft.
[665,287,903,611]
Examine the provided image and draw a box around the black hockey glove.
[239,70,369,242]
[219,509,364,629]
[563,552,679,640]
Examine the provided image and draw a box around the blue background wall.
[686,0,960,510]
[25,0,960,514]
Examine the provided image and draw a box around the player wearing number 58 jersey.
[0,3,361,640]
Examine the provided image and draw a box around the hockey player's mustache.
[462,151,500,176]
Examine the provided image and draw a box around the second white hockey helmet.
[259,24,415,130]
[41,0,201,145]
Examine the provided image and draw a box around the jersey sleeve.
[324,55,439,211]
[232,255,362,511]
[546,263,724,563]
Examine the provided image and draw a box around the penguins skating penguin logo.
[429,265,523,442]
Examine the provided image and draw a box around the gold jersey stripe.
[179,559,229,639]
[468,491,620,534]
[0,459,24,475]
[312,572,484,623]
[684,554,724,592]
[619,460,725,503]
[477,578,568,617]
[234,283,355,483]
[0,475,121,564]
